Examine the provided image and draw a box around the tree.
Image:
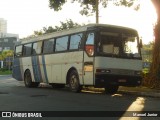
[49,0,140,23]
[144,0,160,88]
[0,50,13,60]
[49,0,160,88]
[0,50,13,70]
[142,42,154,62]
[32,19,81,36]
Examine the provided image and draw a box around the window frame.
[22,43,32,57]
[69,32,83,51]
[32,41,43,55]
[55,35,69,52]
[15,45,23,57]
[42,38,55,54]
[84,31,95,57]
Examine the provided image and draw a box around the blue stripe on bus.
[42,55,49,83]
[12,58,23,81]
[32,56,42,82]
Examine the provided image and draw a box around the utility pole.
[96,0,99,24]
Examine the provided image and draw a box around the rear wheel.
[24,70,39,88]
[68,70,82,93]
[105,85,119,94]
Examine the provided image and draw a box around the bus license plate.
[118,79,126,82]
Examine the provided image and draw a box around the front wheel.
[24,70,39,88]
[105,85,119,94]
[68,70,82,93]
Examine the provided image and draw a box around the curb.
[119,90,160,98]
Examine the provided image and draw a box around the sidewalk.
[118,86,160,98]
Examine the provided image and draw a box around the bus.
[12,24,142,94]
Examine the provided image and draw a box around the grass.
[0,70,12,75]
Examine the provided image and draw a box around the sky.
[0,0,157,44]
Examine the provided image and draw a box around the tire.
[68,70,82,93]
[105,85,119,94]
[24,70,39,88]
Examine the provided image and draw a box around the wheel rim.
[70,75,78,90]
[25,72,31,86]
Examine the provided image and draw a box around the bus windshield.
[97,31,141,59]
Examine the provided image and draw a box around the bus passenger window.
[23,43,32,56]
[85,33,94,56]
[55,36,68,52]
[69,33,82,50]
[15,45,22,57]
[43,38,55,54]
[33,41,42,55]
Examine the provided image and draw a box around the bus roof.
[18,24,138,45]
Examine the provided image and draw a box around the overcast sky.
[0,0,157,43]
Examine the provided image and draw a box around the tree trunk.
[96,0,99,24]
[144,0,160,88]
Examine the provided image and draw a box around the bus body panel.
[94,57,142,87]
[83,52,94,85]
[95,57,142,70]
[38,51,84,84]
[22,57,34,82]
[12,58,23,81]
[13,51,84,84]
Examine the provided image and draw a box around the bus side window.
[32,41,42,55]
[55,36,68,52]
[23,43,32,56]
[85,33,94,56]
[69,33,82,50]
[43,38,55,54]
[15,45,23,57]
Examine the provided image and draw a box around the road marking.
[120,97,145,120]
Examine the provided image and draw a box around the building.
[0,18,7,33]
[0,18,19,51]
[0,37,17,51]
[0,32,19,38]
[0,18,19,69]
[0,37,17,69]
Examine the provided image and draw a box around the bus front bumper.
[95,74,142,88]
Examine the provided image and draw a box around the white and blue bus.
[12,24,142,93]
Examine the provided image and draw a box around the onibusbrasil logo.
[1,112,42,118]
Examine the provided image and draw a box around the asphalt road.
[0,75,160,120]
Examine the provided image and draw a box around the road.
[0,75,160,120]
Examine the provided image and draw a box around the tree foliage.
[28,19,82,37]
[49,0,66,11]
[49,0,140,16]
[0,50,13,61]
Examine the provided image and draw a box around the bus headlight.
[96,69,111,73]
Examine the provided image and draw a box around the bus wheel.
[69,70,82,93]
[24,70,39,88]
[105,85,119,94]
